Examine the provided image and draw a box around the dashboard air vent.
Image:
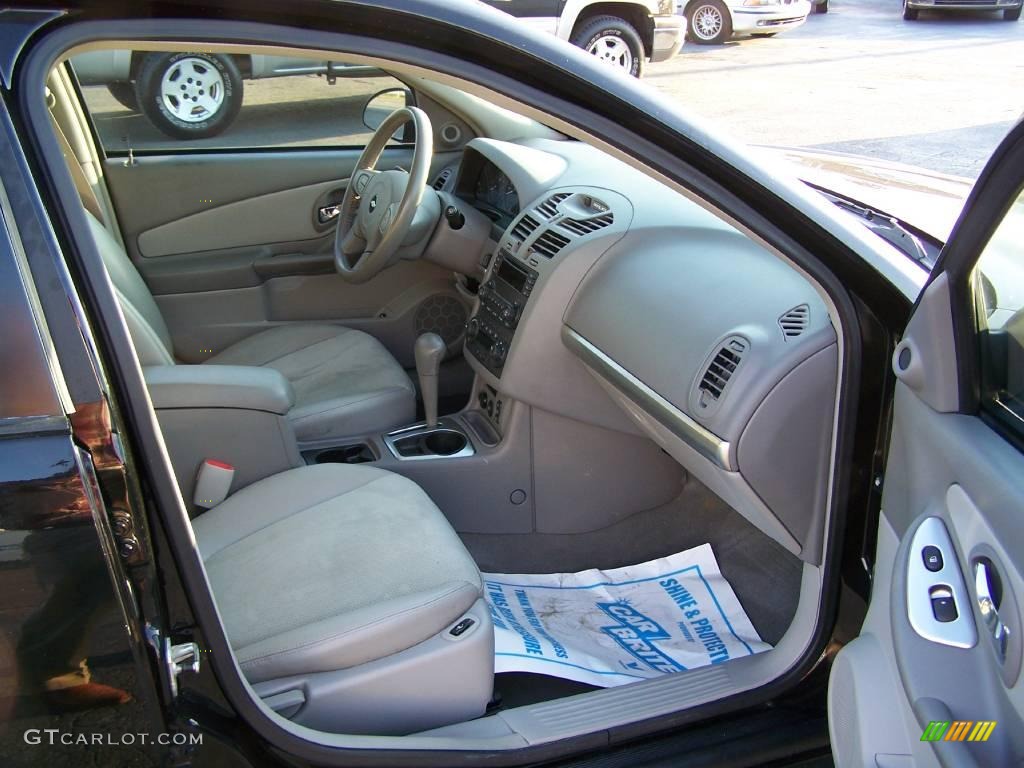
[778,304,810,339]
[697,337,747,406]
[432,168,453,191]
[531,228,571,259]
[560,212,614,237]
[511,214,540,241]
[535,192,570,220]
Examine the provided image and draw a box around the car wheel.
[814,0,829,13]
[570,16,645,78]
[903,0,919,19]
[106,82,139,111]
[687,1,733,45]
[134,52,243,140]
[1004,6,1021,19]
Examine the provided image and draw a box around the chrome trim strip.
[383,419,476,462]
[563,327,734,471]
[0,413,69,437]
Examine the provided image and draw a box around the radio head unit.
[466,250,538,377]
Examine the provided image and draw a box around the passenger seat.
[192,462,494,735]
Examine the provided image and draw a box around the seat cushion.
[193,464,482,684]
[204,324,415,441]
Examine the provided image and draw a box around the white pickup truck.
[481,0,684,77]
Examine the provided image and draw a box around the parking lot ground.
[647,0,1024,178]
[84,0,1023,180]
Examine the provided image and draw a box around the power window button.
[922,545,943,572]
[930,588,958,623]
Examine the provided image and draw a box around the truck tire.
[903,0,919,19]
[814,0,829,13]
[687,0,733,45]
[106,82,139,111]
[134,52,243,140]
[571,16,645,78]
[1004,6,1021,19]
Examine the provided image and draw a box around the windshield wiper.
[817,190,932,266]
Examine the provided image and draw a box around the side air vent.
[432,168,453,191]
[511,214,540,241]
[778,304,810,339]
[535,192,570,219]
[560,212,614,237]
[531,228,571,259]
[696,337,747,409]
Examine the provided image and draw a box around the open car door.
[828,117,1024,767]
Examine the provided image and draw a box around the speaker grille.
[415,295,467,346]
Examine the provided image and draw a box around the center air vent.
[535,192,570,219]
[693,337,748,415]
[512,214,540,241]
[778,304,810,339]
[531,228,571,259]
[560,212,614,237]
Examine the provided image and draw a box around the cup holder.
[389,428,471,459]
[424,430,467,456]
[314,444,376,464]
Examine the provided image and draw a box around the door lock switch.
[929,586,958,623]
[922,545,943,572]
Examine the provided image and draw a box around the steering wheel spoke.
[351,168,379,196]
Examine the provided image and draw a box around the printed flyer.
[482,543,770,687]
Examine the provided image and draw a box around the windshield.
[642,0,1020,255]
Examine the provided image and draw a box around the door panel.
[135,177,349,257]
[103,149,466,366]
[829,121,1024,767]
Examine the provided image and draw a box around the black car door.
[828,118,1024,766]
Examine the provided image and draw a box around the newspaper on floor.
[482,543,770,687]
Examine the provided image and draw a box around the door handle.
[318,204,341,224]
[974,560,1010,663]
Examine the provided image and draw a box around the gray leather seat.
[193,463,494,734]
[85,214,415,442]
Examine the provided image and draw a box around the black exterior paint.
[480,0,565,19]
[0,1,916,766]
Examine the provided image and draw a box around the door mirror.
[362,88,415,142]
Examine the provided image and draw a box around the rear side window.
[974,187,1024,436]
[69,49,409,151]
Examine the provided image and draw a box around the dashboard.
[450,136,840,566]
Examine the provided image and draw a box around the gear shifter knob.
[414,333,446,428]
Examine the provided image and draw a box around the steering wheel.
[334,106,434,283]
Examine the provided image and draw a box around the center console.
[465,250,537,377]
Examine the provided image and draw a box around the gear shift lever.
[414,333,446,428]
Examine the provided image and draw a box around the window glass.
[69,49,409,151]
[975,187,1024,433]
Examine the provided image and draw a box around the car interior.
[43,39,846,749]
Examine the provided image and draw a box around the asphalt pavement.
[84,0,1023,179]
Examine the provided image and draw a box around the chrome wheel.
[158,56,226,123]
[692,4,725,41]
[586,34,635,72]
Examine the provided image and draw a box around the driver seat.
[85,213,415,441]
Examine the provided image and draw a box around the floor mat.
[482,543,770,687]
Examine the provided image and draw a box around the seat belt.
[47,108,106,224]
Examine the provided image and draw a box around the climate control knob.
[466,318,480,340]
